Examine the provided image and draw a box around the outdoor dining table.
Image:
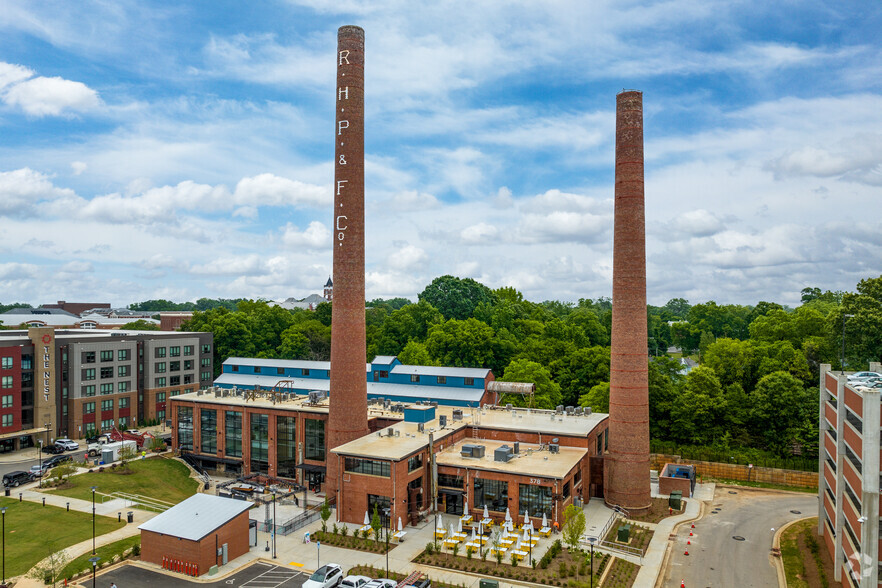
[510,549,528,562]
[460,514,473,525]
[538,526,552,537]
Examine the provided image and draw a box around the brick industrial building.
[0,327,213,450]
[817,362,881,587]
[168,382,609,527]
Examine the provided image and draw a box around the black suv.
[2,471,32,487]
[45,454,72,468]
[42,444,64,455]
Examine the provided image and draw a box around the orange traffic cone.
[684,548,689,555]
[689,531,693,536]
[681,581,686,588]
[687,540,691,545]
[691,524,695,529]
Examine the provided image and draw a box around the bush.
[425,542,435,556]
[132,544,141,556]
[341,525,349,537]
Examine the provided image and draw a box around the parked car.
[54,438,79,451]
[846,371,881,382]
[42,444,64,454]
[45,454,72,468]
[363,580,396,588]
[302,564,343,588]
[29,463,50,478]
[2,470,32,487]
[340,576,371,588]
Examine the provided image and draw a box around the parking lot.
[94,561,307,588]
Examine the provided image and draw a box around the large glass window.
[82,351,95,364]
[100,367,113,379]
[118,381,130,393]
[100,383,113,394]
[100,350,113,362]
[304,419,325,461]
[345,458,391,477]
[1,414,11,427]
[1,394,13,408]
[83,402,95,415]
[1,376,12,388]
[408,454,423,472]
[118,349,129,361]
[277,416,297,479]
[1,357,13,369]
[225,411,242,457]
[368,494,391,518]
[183,345,194,356]
[178,406,193,451]
[473,478,508,512]
[155,377,166,387]
[200,409,217,454]
[155,362,166,373]
[82,369,95,381]
[250,413,269,474]
[519,484,552,518]
[170,346,180,357]
[119,397,129,408]
[118,365,129,377]
[155,347,166,358]
[438,473,464,488]
[101,399,113,412]
[170,361,180,372]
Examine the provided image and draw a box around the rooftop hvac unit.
[555,405,564,414]
[494,445,513,462]
[513,441,520,454]
[196,389,203,396]
[394,430,400,437]
[452,409,463,421]
[574,406,582,415]
[417,422,425,433]
[384,400,391,409]
[505,403,513,410]
[431,401,438,407]
[549,444,560,454]
[585,407,592,415]
[566,406,574,414]
[461,444,486,458]
[439,415,447,428]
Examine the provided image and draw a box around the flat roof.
[225,357,334,371]
[215,373,330,391]
[437,438,586,479]
[138,493,251,541]
[171,388,331,413]
[391,364,491,378]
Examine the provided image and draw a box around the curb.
[652,499,706,588]
[771,516,814,588]
[713,482,816,495]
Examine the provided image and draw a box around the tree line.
[168,274,882,465]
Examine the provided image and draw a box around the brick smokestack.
[327,25,369,499]
[604,90,651,511]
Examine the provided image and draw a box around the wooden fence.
[650,453,819,489]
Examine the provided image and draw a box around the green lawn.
[0,496,125,578]
[46,456,198,505]
[60,534,140,581]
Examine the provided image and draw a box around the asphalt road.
[662,488,818,588]
[95,561,308,588]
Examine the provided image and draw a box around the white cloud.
[190,254,266,276]
[233,173,329,208]
[387,244,427,271]
[460,222,498,245]
[281,221,331,249]
[0,168,76,215]
[0,62,33,91]
[3,73,101,116]
[70,161,87,175]
[667,209,726,238]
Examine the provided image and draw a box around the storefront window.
[225,411,242,458]
[438,473,463,488]
[277,416,297,479]
[345,458,390,477]
[473,478,508,512]
[250,413,268,474]
[200,409,217,454]
[304,419,325,461]
[519,484,552,518]
[178,406,193,451]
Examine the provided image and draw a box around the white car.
[340,575,371,588]
[363,580,396,588]
[847,371,880,382]
[54,438,79,451]
[302,564,343,588]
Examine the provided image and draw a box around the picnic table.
[538,526,552,537]
[393,530,407,542]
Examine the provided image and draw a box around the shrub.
[332,523,338,535]
[452,542,460,557]
[341,525,349,537]
[510,553,518,567]
[495,549,504,565]
[425,542,435,556]
[558,562,568,578]
[466,545,474,559]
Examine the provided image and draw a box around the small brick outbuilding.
[139,493,251,575]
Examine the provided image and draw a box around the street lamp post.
[91,486,97,554]
[588,537,596,588]
[38,440,43,489]
[2,507,7,584]
[528,526,533,566]
[841,313,854,373]
[383,508,390,579]
[88,555,100,588]
[272,493,276,559]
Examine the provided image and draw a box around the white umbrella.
[505,507,512,522]
[523,527,531,541]
[398,517,403,532]
[483,505,489,519]
[515,536,522,551]
[364,511,370,526]
[542,513,548,528]
[527,521,534,533]
[449,523,456,538]
[471,528,477,542]
[523,510,530,525]
[436,514,443,530]
[457,518,463,533]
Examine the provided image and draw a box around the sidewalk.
[0,446,41,464]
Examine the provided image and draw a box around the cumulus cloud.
[0,168,76,216]
[190,254,266,276]
[233,173,330,208]
[460,222,498,244]
[387,244,427,271]
[0,62,33,91]
[4,76,101,116]
[667,209,726,237]
[280,221,331,249]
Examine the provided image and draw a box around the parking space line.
[240,565,302,588]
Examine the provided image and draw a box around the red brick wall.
[141,510,249,575]
[0,346,22,434]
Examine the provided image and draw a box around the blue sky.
[1,1,880,307]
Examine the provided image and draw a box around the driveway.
[94,561,308,588]
[661,487,818,587]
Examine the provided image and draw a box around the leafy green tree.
[702,338,755,390]
[321,499,331,532]
[557,346,610,407]
[397,340,435,365]
[648,357,681,440]
[499,358,561,409]
[425,318,495,368]
[370,505,382,543]
[670,366,724,445]
[749,372,813,453]
[121,319,160,331]
[314,302,333,326]
[0,302,32,314]
[578,382,608,413]
[375,300,443,356]
[367,297,412,311]
[562,504,586,550]
[278,329,310,359]
[418,275,494,320]
[663,298,691,319]
[836,276,882,368]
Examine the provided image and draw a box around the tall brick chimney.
[604,90,651,511]
[327,25,369,500]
